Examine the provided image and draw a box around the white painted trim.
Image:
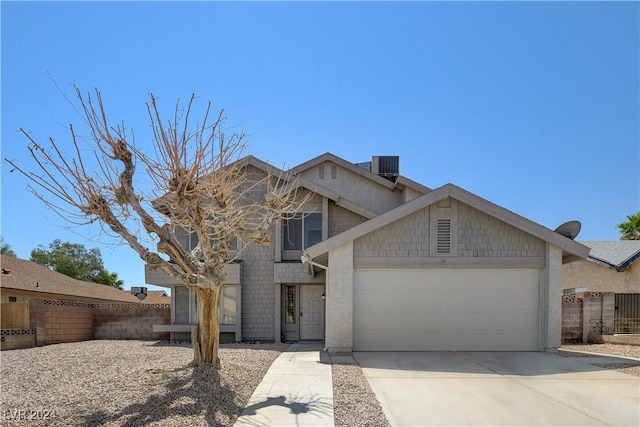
[274,283,281,343]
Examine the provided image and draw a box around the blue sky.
[2,1,638,292]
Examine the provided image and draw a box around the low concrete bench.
[152,324,195,333]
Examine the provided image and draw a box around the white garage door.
[354,269,540,351]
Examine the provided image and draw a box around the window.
[285,285,296,324]
[175,285,236,325]
[283,213,322,250]
[8,296,18,303]
[319,165,325,180]
[176,227,238,252]
[220,286,237,325]
[331,165,338,179]
[174,286,193,324]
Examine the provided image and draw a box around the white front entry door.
[300,285,325,340]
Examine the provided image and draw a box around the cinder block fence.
[1,298,170,350]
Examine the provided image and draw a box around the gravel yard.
[1,340,287,427]
[2,340,637,427]
[559,343,640,377]
[330,354,389,427]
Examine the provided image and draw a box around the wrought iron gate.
[614,293,640,334]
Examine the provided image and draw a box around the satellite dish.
[554,220,581,240]
[131,286,148,302]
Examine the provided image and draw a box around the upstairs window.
[175,227,237,252]
[283,213,322,250]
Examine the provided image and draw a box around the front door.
[300,285,325,340]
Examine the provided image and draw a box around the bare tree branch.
[5,88,312,367]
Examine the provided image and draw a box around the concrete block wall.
[22,298,170,347]
[0,329,36,350]
[583,292,615,336]
[42,300,93,344]
[561,295,583,343]
[560,292,616,344]
[93,303,170,340]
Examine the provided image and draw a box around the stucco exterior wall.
[544,244,563,350]
[563,259,640,293]
[326,241,354,351]
[299,162,403,214]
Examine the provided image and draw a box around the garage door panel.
[354,269,540,351]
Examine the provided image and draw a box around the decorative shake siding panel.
[354,209,431,258]
[328,203,367,238]
[354,200,545,260]
[240,225,277,341]
[456,202,545,258]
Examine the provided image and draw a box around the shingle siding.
[328,202,367,237]
[240,227,276,341]
[457,202,545,257]
[354,200,545,259]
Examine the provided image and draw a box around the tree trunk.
[193,284,223,368]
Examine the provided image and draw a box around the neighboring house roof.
[578,240,640,272]
[0,255,150,303]
[144,290,171,304]
[303,183,591,270]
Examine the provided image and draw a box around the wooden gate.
[614,293,640,334]
[0,302,30,329]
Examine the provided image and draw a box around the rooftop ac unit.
[372,156,399,181]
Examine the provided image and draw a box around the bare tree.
[6,88,309,368]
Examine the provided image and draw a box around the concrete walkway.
[234,342,333,427]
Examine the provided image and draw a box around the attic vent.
[436,218,451,254]
[331,165,337,179]
[319,165,325,179]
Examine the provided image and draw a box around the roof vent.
[371,156,399,181]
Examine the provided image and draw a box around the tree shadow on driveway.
[235,393,332,427]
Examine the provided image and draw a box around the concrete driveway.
[354,351,640,426]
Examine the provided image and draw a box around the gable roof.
[578,240,640,272]
[303,183,590,268]
[0,255,154,303]
[290,152,432,194]
[234,154,379,219]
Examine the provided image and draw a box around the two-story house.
[145,152,590,352]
